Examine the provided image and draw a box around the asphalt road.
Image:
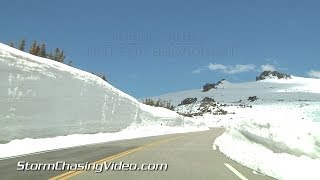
[0,128,274,180]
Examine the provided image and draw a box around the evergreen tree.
[8,42,15,48]
[9,39,68,63]
[35,45,40,56]
[54,48,60,61]
[101,75,107,81]
[155,100,160,107]
[39,43,46,57]
[59,50,65,63]
[53,48,66,63]
[29,41,38,55]
[18,39,26,51]
[47,52,54,60]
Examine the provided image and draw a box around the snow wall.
[0,43,184,144]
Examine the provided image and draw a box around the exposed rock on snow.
[178,97,197,106]
[248,96,258,102]
[150,74,320,180]
[201,97,215,103]
[202,79,226,92]
[256,71,291,81]
[175,97,230,117]
[202,83,216,92]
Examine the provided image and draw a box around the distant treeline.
[8,39,108,82]
[142,98,174,110]
[8,39,66,64]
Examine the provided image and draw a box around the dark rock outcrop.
[202,83,215,92]
[256,71,291,81]
[215,79,225,86]
[202,79,226,92]
[248,96,258,102]
[202,97,215,103]
[199,101,216,113]
[179,97,197,106]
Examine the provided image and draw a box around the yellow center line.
[49,135,184,180]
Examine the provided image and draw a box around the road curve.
[0,128,274,180]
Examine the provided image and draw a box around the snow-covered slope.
[151,78,320,107]
[0,43,199,146]
[151,77,320,179]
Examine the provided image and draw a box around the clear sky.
[1,0,320,98]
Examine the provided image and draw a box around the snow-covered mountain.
[149,74,320,180]
[151,77,320,107]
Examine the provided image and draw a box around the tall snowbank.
[0,43,189,143]
[214,104,320,179]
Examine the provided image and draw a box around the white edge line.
[224,163,249,180]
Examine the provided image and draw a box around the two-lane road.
[0,128,274,180]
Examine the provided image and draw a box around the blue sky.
[1,0,320,98]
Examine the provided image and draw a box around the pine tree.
[47,52,54,60]
[18,39,26,51]
[59,50,65,63]
[101,75,106,81]
[8,42,15,48]
[155,100,160,107]
[35,45,40,56]
[29,41,38,55]
[54,48,60,62]
[39,44,46,57]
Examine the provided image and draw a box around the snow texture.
[0,43,200,146]
[153,78,320,180]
